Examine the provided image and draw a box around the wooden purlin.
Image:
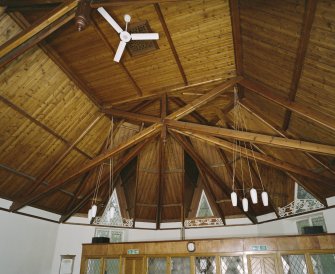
[172,129,335,186]
[282,0,318,130]
[90,0,181,8]
[240,78,335,132]
[0,0,78,68]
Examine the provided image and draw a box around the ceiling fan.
[97,7,159,62]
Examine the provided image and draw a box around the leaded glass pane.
[104,259,120,274]
[311,216,327,232]
[195,256,216,274]
[171,257,190,274]
[281,255,307,274]
[297,185,315,200]
[311,254,335,274]
[86,259,100,274]
[111,231,123,242]
[148,257,166,274]
[197,191,214,217]
[220,256,244,274]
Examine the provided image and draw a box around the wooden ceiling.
[0,0,335,228]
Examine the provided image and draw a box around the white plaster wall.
[0,210,58,274]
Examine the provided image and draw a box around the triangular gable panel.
[196,190,214,218]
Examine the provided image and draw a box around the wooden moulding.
[0,0,78,68]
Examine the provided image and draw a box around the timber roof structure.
[0,0,335,228]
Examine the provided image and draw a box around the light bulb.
[262,191,269,206]
[88,209,92,221]
[250,188,258,204]
[242,197,248,212]
[231,192,237,207]
[91,205,97,218]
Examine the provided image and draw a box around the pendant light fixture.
[230,86,269,212]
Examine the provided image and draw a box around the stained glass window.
[195,256,216,274]
[171,257,190,274]
[196,190,214,217]
[86,259,101,274]
[311,254,335,274]
[148,257,167,274]
[281,255,308,274]
[220,256,244,274]
[104,259,120,274]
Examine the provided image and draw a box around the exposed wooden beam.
[91,15,142,97]
[240,100,335,176]
[171,132,258,224]
[170,97,208,124]
[28,114,103,194]
[240,78,335,132]
[102,108,161,124]
[0,163,74,198]
[173,129,335,185]
[154,3,188,85]
[9,12,102,109]
[282,0,318,130]
[90,0,180,8]
[229,0,243,75]
[0,95,92,159]
[10,124,161,212]
[167,77,242,120]
[165,119,335,156]
[59,139,151,222]
[0,0,78,68]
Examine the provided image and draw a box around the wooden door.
[124,257,143,274]
[248,254,279,274]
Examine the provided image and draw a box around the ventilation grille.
[128,21,159,56]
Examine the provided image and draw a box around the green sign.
[251,245,267,251]
[127,249,140,255]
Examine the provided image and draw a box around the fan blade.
[97,7,123,34]
[114,41,127,62]
[131,33,159,40]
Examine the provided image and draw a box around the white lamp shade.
[109,207,115,219]
[91,205,97,218]
[231,192,237,207]
[250,188,258,204]
[88,209,92,221]
[242,197,248,212]
[262,191,269,206]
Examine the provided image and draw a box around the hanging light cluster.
[88,118,117,222]
[230,87,268,212]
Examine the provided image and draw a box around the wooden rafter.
[2,0,62,10]
[156,94,167,229]
[103,108,161,124]
[170,97,208,124]
[282,0,318,130]
[165,119,335,156]
[229,0,243,75]
[59,138,151,222]
[91,15,142,97]
[240,78,335,132]
[0,163,73,198]
[10,124,161,212]
[0,95,92,159]
[28,114,103,194]
[173,129,335,186]
[0,0,78,68]
[9,11,102,108]
[90,0,181,8]
[154,3,188,85]
[171,132,258,224]
[240,100,335,176]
